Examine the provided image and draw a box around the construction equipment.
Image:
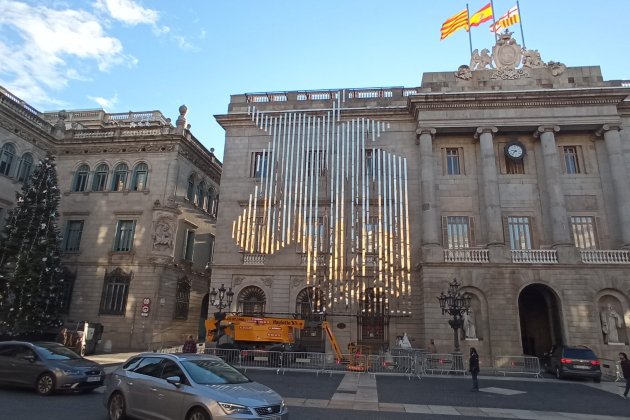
[205,315,305,349]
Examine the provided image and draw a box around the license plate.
[573,365,590,370]
[262,416,281,420]
[87,376,101,382]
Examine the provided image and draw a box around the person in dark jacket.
[619,352,630,399]
[182,335,197,353]
[469,347,480,390]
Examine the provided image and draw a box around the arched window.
[16,153,33,182]
[237,286,266,316]
[296,287,325,317]
[0,143,16,176]
[196,181,205,207]
[131,162,148,191]
[92,163,109,191]
[112,163,129,191]
[186,174,195,201]
[173,276,192,320]
[99,267,132,315]
[72,164,90,192]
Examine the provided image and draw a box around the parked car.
[0,341,105,395]
[104,352,288,420]
[546,345,602,382]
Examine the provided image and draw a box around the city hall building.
[211,32,630,361]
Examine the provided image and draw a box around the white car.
[103,352,288,420]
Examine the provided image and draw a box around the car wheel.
[108,392,128,420]
[187,407,210,420]
[555,366,563,380]
[36,373,55,395]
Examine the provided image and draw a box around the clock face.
[505,142,525,160]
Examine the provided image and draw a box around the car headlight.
[217,402,252,415]
[281,400,286,411]
[61,369,82,376]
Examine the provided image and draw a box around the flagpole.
[489,0,498,42]
[466,3,473,56]
[516,0,526,48]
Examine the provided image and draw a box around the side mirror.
[23,355,36,363]
[165,376,182,387]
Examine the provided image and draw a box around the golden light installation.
[232,95,411,312]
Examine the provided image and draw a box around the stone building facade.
[212,34,630,361]
[0,87,221,351]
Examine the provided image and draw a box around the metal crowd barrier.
[600,358,621,382]
[494,355,541,378]
[279,352,327,375]
[366,354,416,379]
[239,350,284,373]
[423,353,466,375]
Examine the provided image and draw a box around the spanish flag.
[490,5,520,32]
[469,3,493,27]
[440,8,469,40]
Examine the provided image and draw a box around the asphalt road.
[0,369,628,420]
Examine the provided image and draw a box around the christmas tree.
[0,154,65,336]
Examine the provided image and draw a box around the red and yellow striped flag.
[440,8,469,40]
[469,3,493,27]
[490,5,520,32]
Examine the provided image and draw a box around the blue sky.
[1,0,629,161]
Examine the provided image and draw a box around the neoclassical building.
[0,87,221,351]
[212,33,630,361]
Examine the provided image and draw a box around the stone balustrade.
[444,248,490,263]
[243,254,265,265]
[580,250,630,264]
[243,86,418,104]
[511,249,558,264]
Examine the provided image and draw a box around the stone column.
[535,125,572,246]
[475,127,504,246]
[597,125,630,247]
[164,155,180,204]
[416,127,441,250]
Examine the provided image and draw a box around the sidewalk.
[86,352,137,366]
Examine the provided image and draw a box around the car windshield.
[34,343,82,360]
[564,348,597,359]
[181,359,252,385]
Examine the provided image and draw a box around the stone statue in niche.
[600,303,623,344]
[463,308,477,339]
[153,218,174,251]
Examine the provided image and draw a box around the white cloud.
[0,0,135,106]
[93,0,159,26]
[88,93,118,110]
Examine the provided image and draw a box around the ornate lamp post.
[437,278,472,353]
[209,284,234,341]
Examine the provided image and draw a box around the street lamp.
[437,278,472,353]
[209,284,234,342]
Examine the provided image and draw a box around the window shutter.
[594,216,602,249]
[459,147,465,175]
[557,146,566,174]
[469,216,476,247]
[529,216,537,249]
[578,145,586,174]
[441,216,448,248]
[502,215,510,249]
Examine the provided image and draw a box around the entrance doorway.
[518,284,563,357]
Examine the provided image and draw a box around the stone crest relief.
[152,215,176,254]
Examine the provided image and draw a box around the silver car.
[103,352,288,420]
[0,341,105,395]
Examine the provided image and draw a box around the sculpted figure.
[454,65,472,80]
[470,49,481,70]
[463,309,477,339]
[522,49,545,68]
[153,220,174,250]
[479,49,493,69]
[601,303,623,343]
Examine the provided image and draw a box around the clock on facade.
[505,140,525,161]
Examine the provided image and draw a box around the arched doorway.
[518,284,563,357]
[358,287,389,353]
[198,294,209,341]
[296,287,326,352]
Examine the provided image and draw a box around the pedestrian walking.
[619,352,630,399]
[182,335,197,353]
[469,347,480,391]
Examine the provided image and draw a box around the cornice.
[0,110,57,152]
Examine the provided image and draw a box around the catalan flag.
[440,8,469,40]
[469,3,493,27]
[490,5,520,32]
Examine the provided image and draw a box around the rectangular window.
[507,216,532,250]
[92,171,107,191]
[251,151,271,178]
[99,272,130,315]
[445,216,472,249]
[113,220,136,252]
[571,216,598,249]
[64,220,84,252]
[446,148,461,175]
[562,146,582,174]
[307,150,326,177]
[183,230,195,261]
[363,216,378,254]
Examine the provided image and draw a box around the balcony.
[580,250,630,264]
[243,254,265,265]
[444,248,489,263]
[511,249,558,264]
